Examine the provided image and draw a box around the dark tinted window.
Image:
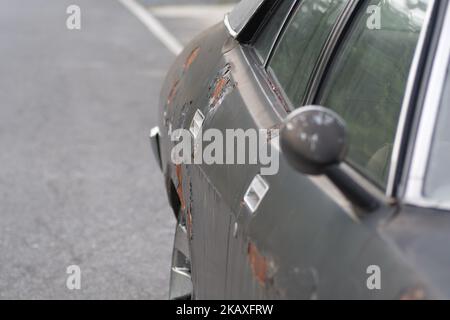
[254,0,294,63]
[317,0,430,187]
[269,0,347,107]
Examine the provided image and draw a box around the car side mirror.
[281,106,348,176]
[281,106,379,211]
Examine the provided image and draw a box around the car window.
[425,65,450,201]
[268,0,348,107]
[254,0,294,64]
[317,0,430,188]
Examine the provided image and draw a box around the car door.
[184,0,297,299]
[223,0,435,299]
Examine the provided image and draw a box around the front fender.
[157,23,234,176]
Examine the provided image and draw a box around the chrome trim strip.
[244,174,269,213]
[224,13,238,38]
[404,3,450,210]
[223,0,268,39]
[149,126,162,171]
[189,109,205,140]
[189,109,205,157]
[150,126,160,138]
[386,0,437,197]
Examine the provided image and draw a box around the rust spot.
[184,47,200,72]
[187,206,193,240]
[175,164,186,211]
[267,76,290,113]
[208,64,236,109]
[187,181,194,240]
[211,77,228,106]
[248,242,269,286]
[267,124,282,142]
[167,79,179,106]
[399,285,427,300]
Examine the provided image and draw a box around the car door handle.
[243,175,269,213]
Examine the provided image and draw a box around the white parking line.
[118,0,184,55]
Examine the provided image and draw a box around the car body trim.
[224,13,238,38]
[224,0,265,39]
[190,109,205,156]
[386,0,438,198]
[244,174,270,213]
[150,126,162,171]
[404,2,450,210]
[189,109,205,140]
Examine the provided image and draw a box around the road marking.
[118,0,183,55]
[150,5,234,18]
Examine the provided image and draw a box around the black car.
[151,0,450,299]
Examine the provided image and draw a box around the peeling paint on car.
[176,164,186,211]
[187,205,193,240]
[266,76,290,112]
[399,285,427,300]
[167,78,180,106]
[208,63,236,110]
[187,180,194,240]
[248,242,273,286]
[267,124,282,143]
[184,47,200,72]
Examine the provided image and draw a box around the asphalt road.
[0,0,233,299]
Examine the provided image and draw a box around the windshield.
[424,63,450,201]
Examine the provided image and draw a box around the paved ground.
[143,1,234,45]
[0,0,234,299]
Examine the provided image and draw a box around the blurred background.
[0,0,236,299]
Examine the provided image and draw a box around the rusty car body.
[150,0,450,299]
